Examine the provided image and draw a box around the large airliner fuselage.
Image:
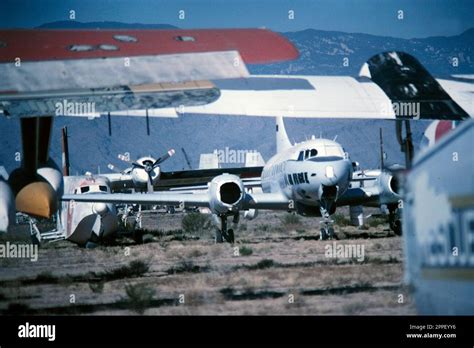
[261,137,352,217]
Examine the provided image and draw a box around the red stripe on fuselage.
[0,29,298,64]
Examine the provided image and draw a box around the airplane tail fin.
[245,151,265,167]
[276,117,292,153]
[199,153,220,169]
[360,51,469,120]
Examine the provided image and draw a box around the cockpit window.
[297,151,304,161]
[310,149,318,157]
[99,185,108,192]
[80,186,90,193]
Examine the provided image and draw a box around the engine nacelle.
[376,171,401,205]
[208,174,244,215]
[243,209,259,220]
[130,156,161,187]
[8,164,62,218]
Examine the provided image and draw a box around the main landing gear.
[215,213,238,243]
[388,203,402,236]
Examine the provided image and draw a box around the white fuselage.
[59,176,117,245]
[261,138,353,213]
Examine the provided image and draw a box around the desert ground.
[0,209,416,315]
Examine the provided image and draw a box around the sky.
[0,0,473,38]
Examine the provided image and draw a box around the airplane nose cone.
[93,202,108,216]
[15,181,57,218]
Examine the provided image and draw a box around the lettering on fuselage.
[286,172,309,186]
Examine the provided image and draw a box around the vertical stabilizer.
[276,117,292,153]
[199,153,220,169]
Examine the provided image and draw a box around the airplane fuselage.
[261,138,352,215]
[59,176,117,245]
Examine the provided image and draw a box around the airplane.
[0,28,299,233]
[62,116,402,242]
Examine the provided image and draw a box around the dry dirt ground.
[0,209,416,315]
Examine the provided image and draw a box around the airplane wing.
[0,29,298,117]
[61,190,290,210]
[103,166,263,192]
[151,52,473,120]
[62,192,211,207]
[336,187,381,207]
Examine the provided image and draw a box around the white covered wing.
[242,191,290,210]
[157,75,395,119]
[61,190,290,210]
[0,52,247,117]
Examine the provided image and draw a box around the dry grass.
[0,210,413,315]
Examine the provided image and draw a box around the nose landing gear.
[319,187,338,240]
[215,213,238,243]
[319,207,336,240]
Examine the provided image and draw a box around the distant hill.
[36,20,178,29]
[249,28,474,77]
[0,23,471,175]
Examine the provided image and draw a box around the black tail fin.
[360,51,469,120]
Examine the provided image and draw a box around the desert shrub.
[106,259,150,280]
[332,213,350,226]
[247,259,276,270]
[239,246,253,256]
[281,213,301,226]
[181,213,212,235]
[124,283,155,314]
[34,271,58,284]
[89,281,104,294]
[168,260,208,274]
[257,224,270,232]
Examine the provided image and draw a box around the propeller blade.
[155,149,175,166]
[132,162,145,169]
[147,173,154,193]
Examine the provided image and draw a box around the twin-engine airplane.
[63,117,402,242]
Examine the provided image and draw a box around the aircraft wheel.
[223,229,235,243]
[391,219,402,236]
[327,227,336,240]
[320,228,328,241]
